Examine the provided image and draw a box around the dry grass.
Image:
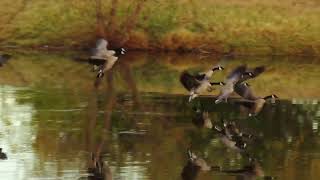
[0,0,320,55]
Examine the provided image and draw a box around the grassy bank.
[1,0,320,56]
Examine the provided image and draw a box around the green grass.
[1,0,320,55]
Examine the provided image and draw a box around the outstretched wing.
[226,65,247,84]
[238,66,265,84]
[180,71,200,91]
[234,83,257,100]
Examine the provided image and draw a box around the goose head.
[120,48,126,55]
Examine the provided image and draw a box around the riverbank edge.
[1,44,320,57]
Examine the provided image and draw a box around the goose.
[192,110,213,129]
[214,125,247,151]
[221,159,274,180]
[0,54,11,67]
[0,148,7,160]
[223,121,253,140]
[92,47,126,72]
[73,39,125,76]
[88,152,112,180]
[234,82,278,116]
[181,150,220,180]
[90,39,116,60]
[215,65,247,104]
[90,39,125,78]
[215,65,266,104]
[180,65,224,102]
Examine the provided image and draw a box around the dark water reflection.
[0,52,319,180]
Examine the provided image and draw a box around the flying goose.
[73,39,125,77]
[234,82,278,116]
[180,65,224,102]
[92,47,125,72]
[215,65,267,104]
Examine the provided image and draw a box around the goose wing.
[215,65,247,103]
[234,83,257,100]
[238,66,265,84]
[226,65,247,84]
[180,71,201,91]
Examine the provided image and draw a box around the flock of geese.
[0,38,278,179]
[179,56,279,179]
[181,64,278,116]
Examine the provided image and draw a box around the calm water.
[0,51,319,180]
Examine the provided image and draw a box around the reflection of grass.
[1,0,320,55]
[0,51,319,98]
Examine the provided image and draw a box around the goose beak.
[220,82,225,85]
[249,72,253,76]
[218,66,224,70]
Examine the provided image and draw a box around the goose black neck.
[210,82,223,86]
[212,67,221,71]
[263,95,273,100]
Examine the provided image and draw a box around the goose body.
[234,82,278,116]
[215,65,267,104]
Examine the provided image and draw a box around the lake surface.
[0,51,319,180]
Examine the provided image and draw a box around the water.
[0,51,319,180]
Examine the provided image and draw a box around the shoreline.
[1,44,320,58]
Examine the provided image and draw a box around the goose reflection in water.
[0,148,8,160]
[181,149,220,180]
[221,158,274,180]
[85,70,115,180]
[84,53,141,179]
